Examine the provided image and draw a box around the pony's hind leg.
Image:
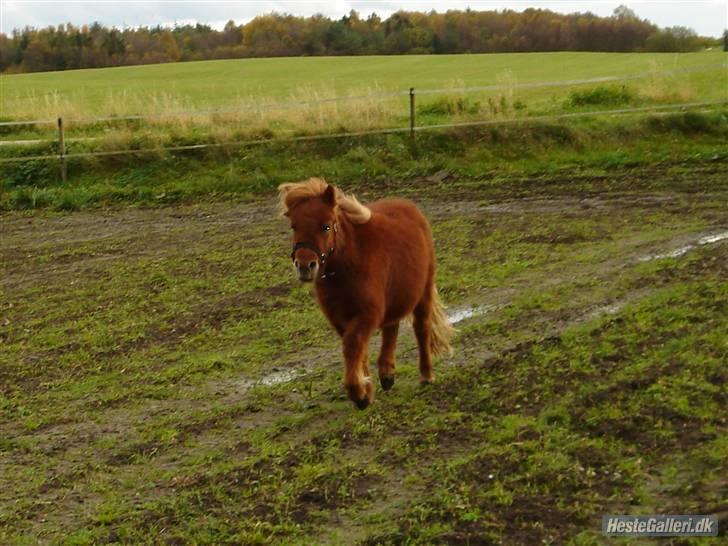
[377,322,399,391]
[413,298,434,383]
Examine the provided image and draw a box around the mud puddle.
[448,303,503,324]
[638,230,728,261]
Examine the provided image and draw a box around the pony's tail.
[429,285,456,358]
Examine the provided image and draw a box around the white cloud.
[0,0,725,36]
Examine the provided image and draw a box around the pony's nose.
[293,258,317,271]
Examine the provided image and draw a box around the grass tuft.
[568,85,635,107]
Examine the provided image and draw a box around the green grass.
[1,162,726,543]
[2,51,725,118]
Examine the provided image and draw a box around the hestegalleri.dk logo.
[602,515,718,536]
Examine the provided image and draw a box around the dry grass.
[636,60,699,102]
[638,78,697,103]
[0,72,711,158]
[48,84,409,153]
[6,84,403,129]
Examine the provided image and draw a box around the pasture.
[2,51,726,118]
[1,162,726,543]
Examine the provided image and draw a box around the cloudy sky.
[0,1,725,37]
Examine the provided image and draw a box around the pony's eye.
[321,224,331,232]
[291,225,297,231]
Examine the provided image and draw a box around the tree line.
[0,7,719,74]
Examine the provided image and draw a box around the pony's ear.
[322,184,336,207]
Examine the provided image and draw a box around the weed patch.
[568,85,635,107]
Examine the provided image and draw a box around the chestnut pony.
[279,177,454,409]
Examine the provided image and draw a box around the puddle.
[585,301,627,321]
[448,304,500,324]
[698,232,728,245]
[599,303,624,315]
[227,367,308,394]
[638,230,728,262]
[259,368,305,386]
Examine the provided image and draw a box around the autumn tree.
[0,9,710,74]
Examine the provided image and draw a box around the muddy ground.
[1,162,726,544]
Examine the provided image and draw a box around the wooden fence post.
[57,117,67,183]
[409,87,416,141]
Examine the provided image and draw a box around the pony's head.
[278,177,370,282]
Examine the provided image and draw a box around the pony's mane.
[278,177,371,224]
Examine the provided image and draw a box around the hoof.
[353,396,371,410]
[346,380,374,410]
[380,375,395,391]
[419,375,435,386]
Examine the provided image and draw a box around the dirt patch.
[0,200,281,291]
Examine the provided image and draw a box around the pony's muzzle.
[293,254,319,282]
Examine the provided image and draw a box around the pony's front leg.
[377,322,399,391]
[342,316,377,410]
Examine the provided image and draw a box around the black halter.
[290,241,333,264]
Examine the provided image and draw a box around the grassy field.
[1,52,727,542]
[2,51,726,119]
[1,161,727,543]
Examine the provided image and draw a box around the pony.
[278,177,454,409]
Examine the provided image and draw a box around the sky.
[0,0,726,37]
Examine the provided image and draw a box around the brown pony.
[278,178,454,409]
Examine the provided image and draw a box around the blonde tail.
[429,285,456,358]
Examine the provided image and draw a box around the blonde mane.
[277,177,371,224]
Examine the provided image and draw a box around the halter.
[290,222,337,278]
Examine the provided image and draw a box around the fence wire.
[1,99,725,165]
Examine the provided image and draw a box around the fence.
[1,61,726,181]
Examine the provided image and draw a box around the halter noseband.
[290,241,333,264]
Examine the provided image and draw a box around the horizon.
[1,1,726,38]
